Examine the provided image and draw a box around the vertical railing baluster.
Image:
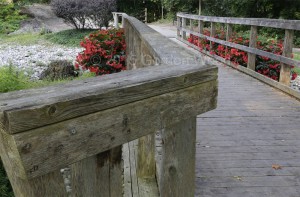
[280,29,294,86]
[210,22,216,52]
[182,18,187,40]
[177,16,181,38]
[247,26,258,70]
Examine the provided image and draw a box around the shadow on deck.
[149,24,300,197]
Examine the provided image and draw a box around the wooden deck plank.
[195,64,300,197]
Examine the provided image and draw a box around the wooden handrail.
[177,13,300,89]
[177,13,300,30]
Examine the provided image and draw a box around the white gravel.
[0,44,82,79]
[291,76,300,91]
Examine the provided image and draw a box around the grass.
[0,65,96,93]
[0,29,96,47]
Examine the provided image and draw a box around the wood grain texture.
[226,24,232,41]
[210,22,216,51]
[247,26,257,70]
[182,18,187,40]
[159,119,196,197]
[70,146,123,197]
[9,81,217,179]
[177,16,181,37]
[123,140,159,197]
[0,64,216,134]
[0,128,67,197]
[137,134,156,178]
[177,13,300,30]
[280,29,294,86]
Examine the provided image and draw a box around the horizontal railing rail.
[177,13,300,99]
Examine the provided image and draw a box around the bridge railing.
[0,14,218,196]
[177,13,300,99]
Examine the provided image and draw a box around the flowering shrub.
[188,30,297,81]
[75,28,126,75]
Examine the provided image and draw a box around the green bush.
[0,1,26,34]
[0,161,13,197]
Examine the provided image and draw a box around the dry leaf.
[272,164,282,170]
[233,176,242,181]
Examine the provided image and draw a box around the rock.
[40,60,78,81]
[12,4,73,35]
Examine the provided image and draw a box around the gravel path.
[0,44,82,79]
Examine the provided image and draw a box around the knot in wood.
[123,114,129,127]
[48,105,57,116]
[169,165,177,175]
[22,143,32,154]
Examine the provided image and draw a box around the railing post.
[113,12,119,29]
[190,19,193,31]
[159,118,196,196]
[182,18,187,40]
[177,16,181,38]
[226,24,233,41]
[137,135,156,178]
[121,14,125,28]
[70,146,123,196]
[198,20,204,47]
[210,22,216,51]
[247,26,258,70]
[198,20,204,34]
[280,29,294,86]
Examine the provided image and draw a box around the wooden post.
[199,0,202,15]
[225,24,233,58]
[198,20,204,47]
[159,118,196,196]
[280,29,294,86]
[177,16,181,38]
[210,22,216,51]
[247,26,258,70]
[137,134,156,178]
[145,8,148,23]
[113,13,119,29]
[199,20,204,34]
[190,19,193,31]
[70,146,123,196]
[0,129,67,197]
[121,14,124,28]
[226,24,233,41]
[182,18,187,40]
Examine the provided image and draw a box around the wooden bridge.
[0,13,299,197]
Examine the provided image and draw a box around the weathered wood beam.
[0,64,216,134]
[280,29,294,86]
[5,79,217,179]
[247,26,258,70]
[159,118,196,196]
[177,13,300,30]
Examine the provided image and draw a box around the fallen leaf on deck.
[233,176,242,181]
[272,164,282,170]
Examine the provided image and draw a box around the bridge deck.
[150,25,300,197]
